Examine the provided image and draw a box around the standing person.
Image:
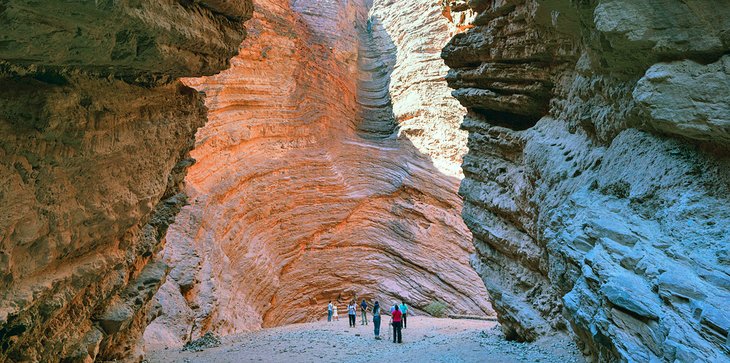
[391,304,403,343]
[360,299,369,325]
[372,301,382,340]
[333,304,339,321]
[327,301,333,322]
[399,301,408,329]
[348,301,357,328]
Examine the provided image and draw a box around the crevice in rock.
[470,108,541,131]
[355,14,399,140]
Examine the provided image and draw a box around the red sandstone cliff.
[144,0,493,347]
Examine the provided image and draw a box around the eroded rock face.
[0,1,251,361]
[444,1,730,362]
[1,0,252,82]
[144,0,493,348]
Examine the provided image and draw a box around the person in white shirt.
[333,304,339,321]
[327,301,333,322]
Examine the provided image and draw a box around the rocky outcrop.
[0,1,251,361]
[444,1,730,362]
[143,0,493,348]
[1,0,252,82]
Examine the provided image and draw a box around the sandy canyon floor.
[146,317,584,363]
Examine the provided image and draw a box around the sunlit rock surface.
[443,1,730,362]
[0,1,251,361]
[144,0,493,348]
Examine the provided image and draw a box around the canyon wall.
[144,0,493,347]
[443,0,730,362]
[0,1,251,361]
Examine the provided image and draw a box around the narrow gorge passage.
[355,10,397,139]
[2,0,728,362]
[143,0,492,351]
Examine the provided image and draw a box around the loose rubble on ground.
[182,332,222,352]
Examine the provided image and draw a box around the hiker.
[391,304,403,343]
[327,301,333,322]
[400,301,408,329]
[360,299,369,325]
[348,301,357,328]
[372,301,382,340]
[333,304,339,321]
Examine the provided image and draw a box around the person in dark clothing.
[373,301,382,339]
[360,299,368,325]
[348,301,357,327]
[391,304,403,343]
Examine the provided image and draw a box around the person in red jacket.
[391,304,403,343]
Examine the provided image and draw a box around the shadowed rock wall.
[0,1,251,361]
[443,1,730,362]
[143,0,493,348]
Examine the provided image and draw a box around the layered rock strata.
[444,1,730,362]
[144,0,493,348]
[0,1,251,361]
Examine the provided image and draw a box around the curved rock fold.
[143,0,494,349]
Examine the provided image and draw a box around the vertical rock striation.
[144,0,493,348]
[0,1,251,361]
[444,1,730,362]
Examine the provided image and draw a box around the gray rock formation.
[0,1,251,361]
[443,1,730,362]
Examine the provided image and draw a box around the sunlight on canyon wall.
[144,0,493,349]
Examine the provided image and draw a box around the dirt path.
[146,317,584,363]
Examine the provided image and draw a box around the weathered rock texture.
[444,1,730,362]
[144,0,493,348]
[0,1,251,361]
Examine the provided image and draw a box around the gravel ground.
[145,317,585,363]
